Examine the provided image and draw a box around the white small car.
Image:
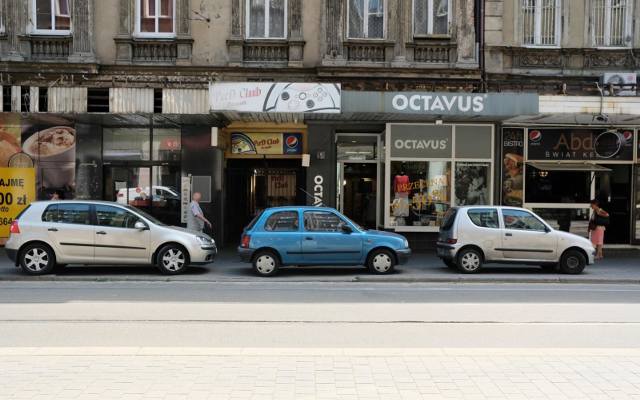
[5,200,216,275]
[436,206,595,274]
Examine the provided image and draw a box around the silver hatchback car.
[437,206,595,274]
[5,201,216,275]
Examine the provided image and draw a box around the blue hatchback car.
[238,207,411,276]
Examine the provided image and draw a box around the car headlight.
[196,236,215,247]
[403,239,409,248]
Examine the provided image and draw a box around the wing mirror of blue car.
[134,221,149,230]
[340,223,353,234]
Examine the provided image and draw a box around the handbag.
[594,213,610,227]
[588,219,596,231]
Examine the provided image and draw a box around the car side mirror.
[340,223,353,234]
[134,221,148,230]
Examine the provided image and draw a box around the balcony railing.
[411,42,454,64]
[243,40,289,63]
[344,40,394,63]
[29,35,72,59]
[132,41,178,62]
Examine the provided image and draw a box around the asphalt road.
[2,281,640,348]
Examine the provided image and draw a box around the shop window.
[592,0,631,47]
[247,0,287,39]
[413,0,450,36]
[136,0,175,37]
[152,128,181,161]
[467,209,499,229]
[454,162,490,206]
[33,0,71,34]
[264,211,299,231]
[525,169,591,204]
[348,0,385,39]
[501,208,547,231]
[103,128,151,161]
[388,161,451,228]
[521,0,560,46]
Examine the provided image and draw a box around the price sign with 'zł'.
[0,168,36,239]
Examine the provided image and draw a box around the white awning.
[527,161,612,172]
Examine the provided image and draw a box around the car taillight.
[241,235,251,248]
[9,220,20,234]
[117,193,123,197]
[446,238,457,244]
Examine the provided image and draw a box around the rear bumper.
[396,249,411,265]
[436,242,458,260]
[238,247,255,263]
[5,248,17,264]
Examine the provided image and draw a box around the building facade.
[0,0,639,247]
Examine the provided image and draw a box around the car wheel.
[157,245,189,275]
[20,243,55,275]
[253,250,280,277]
[456,248,483,274]
[368,249,395,274]
[443,259,457,269]
[559,250,586,275]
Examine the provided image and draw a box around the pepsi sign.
[283,133,302,155]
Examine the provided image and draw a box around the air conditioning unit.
[602,72,637,96]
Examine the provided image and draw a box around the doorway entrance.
[104,164,181,225]
[225,159,306,245]
[336,134,381,229]
[595,164,631,244]
[339,163,378,229]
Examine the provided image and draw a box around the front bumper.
[189,247,217,265]
[396,248,412,265]
[238,247,255,263]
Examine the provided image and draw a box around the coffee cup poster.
[0,115,76,200]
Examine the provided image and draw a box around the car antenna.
[298,187,324,207]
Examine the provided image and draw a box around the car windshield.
[440,207,458,230]
[124,205,166,226]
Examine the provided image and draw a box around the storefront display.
[502,126,638,245]
[385,123,493,232]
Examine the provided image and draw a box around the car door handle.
[96,231,107,235]
[505,233,513,237]
[305,237,313,240]
[47,228,58,232]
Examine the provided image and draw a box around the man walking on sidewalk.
[187,192,212,233]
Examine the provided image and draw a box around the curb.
[1,275,640,285]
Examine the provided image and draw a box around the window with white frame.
[246,0,287,38]
[413,0,450,36]
[348,0,385,39]
[522,0,561,46]
[136,0,175,36]
[592,0,631,47]
[33,0,71,34]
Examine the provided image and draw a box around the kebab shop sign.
[0,168,36,239]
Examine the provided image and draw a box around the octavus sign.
[313,175,324,206]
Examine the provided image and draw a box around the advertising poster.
[210,82,341,113]
[0,114,25,168]
[502,128,524,207]
[527,128,634,161]
[0,167,36,239]
[455,162,489,205]
[230,132,302,155]
[21,119,76,200]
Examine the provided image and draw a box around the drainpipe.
[477,0,487,92]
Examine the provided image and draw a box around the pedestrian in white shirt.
[186,192,211,232]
